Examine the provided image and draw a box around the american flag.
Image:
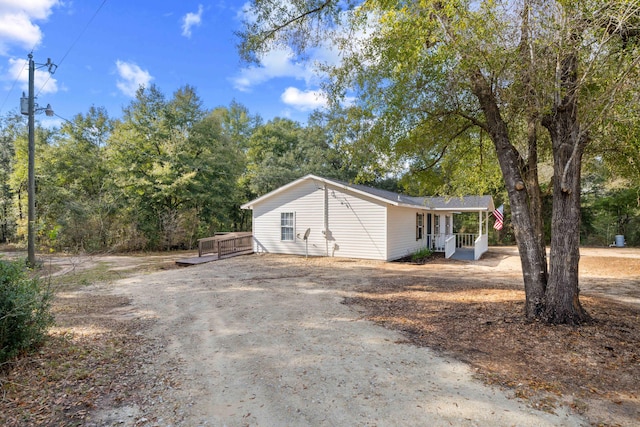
[493,204,504,230]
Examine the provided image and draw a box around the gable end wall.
[251,179,326,257]
[251,180,388,260]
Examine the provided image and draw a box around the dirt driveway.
[81,250,604,427]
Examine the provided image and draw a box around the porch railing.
[456,233,477,248]
[425,233,446,252]
[444,235,456,259]
[474,234,488,260]
[427,233,488,260]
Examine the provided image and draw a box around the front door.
[434,214,444,250]
[426,213,432,249]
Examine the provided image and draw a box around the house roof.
[241,174,495,212]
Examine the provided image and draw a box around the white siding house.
[241,175,495,261]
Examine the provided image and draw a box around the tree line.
[0,85,377,252]
[0,80,636,256]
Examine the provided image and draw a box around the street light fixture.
[20,53,57,267]
[43,104,54,117]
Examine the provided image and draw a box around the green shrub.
[0,260,54,364]
[411,246,433,262]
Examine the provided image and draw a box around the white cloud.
[231,47,318,92]
[0,0,59,55]
[232,5,379,96]
[280,87,328,111]
[231,5,364,93]
[39,115,64,129]
[0,0,58,19]
[115,60,153,97]
[6,57,59,95]
[181,5,204,38]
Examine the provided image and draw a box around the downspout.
[324,184,329,256]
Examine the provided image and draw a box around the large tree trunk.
[470,70,547,320]
[522,119,548,317]
[519,2,548,310]
[544,138,589,323]
[541,52,590,324]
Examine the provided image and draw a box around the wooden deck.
[197,232,253,257]
[176,232,253,266]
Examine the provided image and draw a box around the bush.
[411,246,433,262]
[0,259,54,364]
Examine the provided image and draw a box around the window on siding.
[416,213,424,240]
[281,212,295,241]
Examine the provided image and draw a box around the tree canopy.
[239,0,640,324]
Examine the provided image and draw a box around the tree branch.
[455,111,488,133]
[411,145,448,173]
[257,1,335,43]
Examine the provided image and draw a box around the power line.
[53,112,73,125]
[35,0,109,97]
[56,0,109,69]
[1,1,110,115]
[0,37,48,116]
[0,59,28,116]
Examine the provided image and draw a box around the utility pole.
[27,54,36,267]
[21,53,55,267]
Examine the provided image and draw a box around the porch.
[424,232,488,261]
[418,197,494,261]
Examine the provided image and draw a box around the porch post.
[478,210,482,236]
[485,210,489,236]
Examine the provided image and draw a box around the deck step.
[176,249,254,266]
[176,254,218,266]
[450,248,475,261]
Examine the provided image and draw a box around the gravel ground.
[87,252,590,426]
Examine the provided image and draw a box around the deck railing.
[198,236,218,257]
[197,232,252,257]
[217,234,254,258]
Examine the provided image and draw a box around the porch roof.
[419,195,495,212]
[347,184,495,212]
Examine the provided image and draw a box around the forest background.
[0,82,638,253]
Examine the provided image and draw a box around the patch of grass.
[49,262,120,291]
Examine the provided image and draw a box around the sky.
[0,0,333,127]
